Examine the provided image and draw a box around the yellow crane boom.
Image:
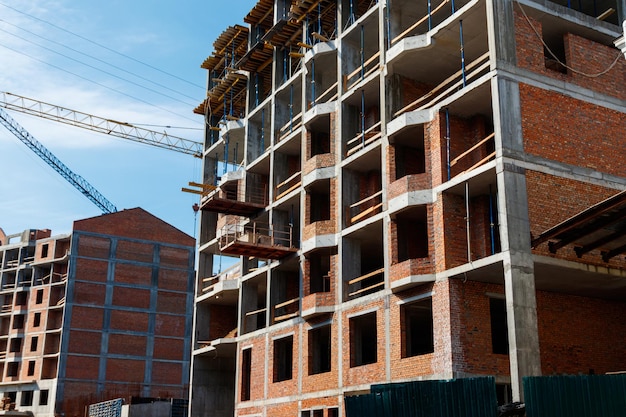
[0,92,203,157]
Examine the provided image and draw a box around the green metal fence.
[345,377,498,417]
[524,374,626,417]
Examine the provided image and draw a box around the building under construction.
[0,209,195,417]
[190,0,626,416]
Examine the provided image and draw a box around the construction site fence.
[345,376,497,417]
[523,374,626,417]
[345,374,626,417]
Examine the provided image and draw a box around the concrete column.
[493,73,541,401]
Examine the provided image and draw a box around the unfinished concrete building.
[190,0,626,416]
[0,208,195,417]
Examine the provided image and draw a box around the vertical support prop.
[489,184,496,255]
[460,20,466,87]
[361,89,366,146]
[311,58,316,106]
[224,133,230,174]
[465,181,471,262]
[445,108,451,181]
[360,25,365,80]
[428,0,432,30]
[290,84,294,133]
[261,108,265,153]
[386,1,391,50]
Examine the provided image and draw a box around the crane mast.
[0,107,118,214]
[0,92,203,157]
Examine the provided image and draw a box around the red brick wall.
[389,285,436,380]
[238,336,266,402]
[268,327,300,398]
[515,11,626,100]
[73,208,194,247]
[520,85,626,177]
[302,321,339,394]
[537,291,626,374]
[526,171,625,268]
[342,301,386,387]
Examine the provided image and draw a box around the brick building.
[190,0,626,416]
[0,208,195,417]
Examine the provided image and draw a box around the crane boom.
[0,92,203,158]
[0,107,118,214]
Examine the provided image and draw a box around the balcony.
[218,221,298,259]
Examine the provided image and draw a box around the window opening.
[27,361,35,376]
[7,362,18,376]
[36,289,43,304]
[39,390,49,406]
[309,325,331,375]
[350,312,377,367]
[273,336,294,382]
[20,390,33,406]
[401,297,434,357]
[33,313,41,327]
[30,336,38,352]
[241,348,252,401]
[9,338,22,353]
[490,297,509,354]
[41,244,49,258]
[12,315,25,330]
[15,292,27,306]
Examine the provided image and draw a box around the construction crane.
[0,92,204,158]
[0,107,118,213]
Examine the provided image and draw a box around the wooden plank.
[315,81,339,103]
[189,182,217,190]
[345,51,381,82]
[348,267,385,285]
[450,133,495,166]
[346,132,382,156]
[460,151,496,174]
[312,32,329,42]
[394,51,490,117]
[391,0,450,45]
[289,52,305,58]
[416,61,490,111]
[348,281,385,297]
[181,187,204,195]
[275,181,302,201]
[275,171,302,189]
[350,202,383,224]
[201,284,216,293]
[275,297,299,309]
[349,190,383,209]
[274,312,300,321]
[297,41,313,49]
[245,307,267,316]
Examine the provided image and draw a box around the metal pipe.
[386,1,391,49]
[290,84,294,133]
[489,184,496,255]
[460,20,466,87]
[360,25,365,80]
[361,89,366,146]
[261,108,265,153]
[445,108,451,181]
[465,181,471,262]
[311,58,316,105]
[428,0,432,31]
[224,133,229,174]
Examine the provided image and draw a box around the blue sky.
[0,0,257,239]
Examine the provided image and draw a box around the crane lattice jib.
[0,92,203,157]
[0,107,118,214]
